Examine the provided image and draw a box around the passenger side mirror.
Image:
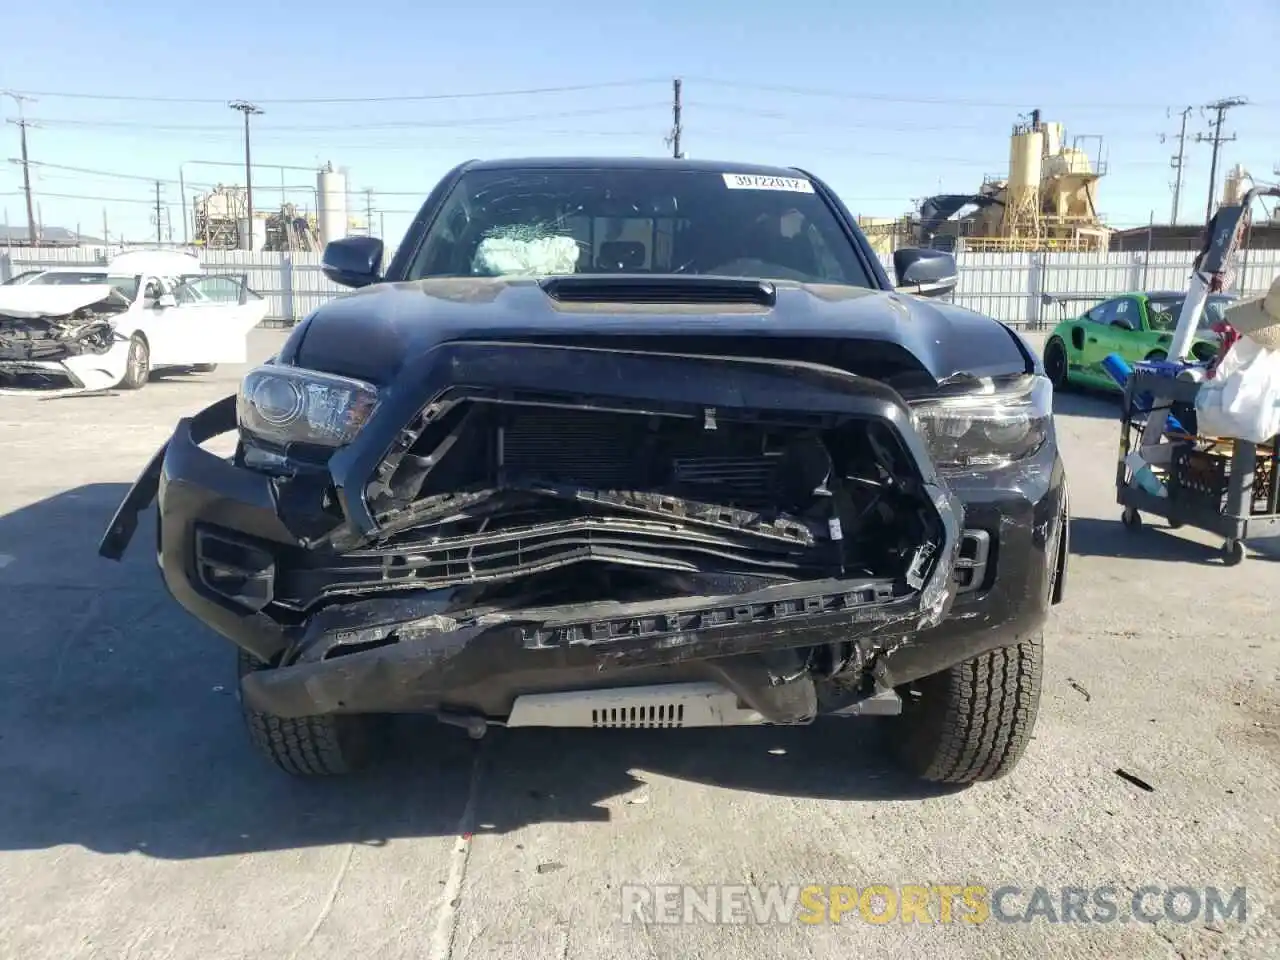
[156,294,177,308]
[892,248,958,299]
[322,236,385,289]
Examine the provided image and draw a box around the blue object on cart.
[1132,358,1192,378]
[1101,353,1186,433]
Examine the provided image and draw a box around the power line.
[0,189,181,205]
[1161,106,1193,225]
[1195,96,1248,224]
[20,103,668,134]
[20,107,1188,146]
[682,77,1278,111]
[5,158,309,191]
[3,79,670,106]
[11,77,1278,111]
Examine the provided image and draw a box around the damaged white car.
[0,250,268,392]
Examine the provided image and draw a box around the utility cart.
[1117,369,1280,565]
[1114,183,1280,564]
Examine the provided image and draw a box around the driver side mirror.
[892,248,958,299]
[156,294,177,308]
[322,236,385,289]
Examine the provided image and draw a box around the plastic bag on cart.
[1194,337,1280,443]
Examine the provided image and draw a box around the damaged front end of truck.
[101,338,976,729]
[0,287,129,389]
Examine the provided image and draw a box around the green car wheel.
[1044,338,1069,389]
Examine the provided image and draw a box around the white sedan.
[0,250,268,392]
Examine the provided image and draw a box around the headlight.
[237,366,379,452]
[910,375,1052,471]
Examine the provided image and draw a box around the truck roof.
[459,157,812,178]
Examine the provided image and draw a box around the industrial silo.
[317,164,349,248]
[1005,123,1045,237]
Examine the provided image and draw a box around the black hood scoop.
[539,275,777,307]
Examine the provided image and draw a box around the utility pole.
[2,91,39,243]
[154,181,163,244]
[365,188,374,236]
[1162,106,1192,225]
[229,100,263,250]
[666,78,683,159]
[1195,97,1247,225]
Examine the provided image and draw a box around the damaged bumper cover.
[0,298,127,391]
[101,343,1064,723]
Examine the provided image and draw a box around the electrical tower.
[1161,107,1192,225]
[1195,97,1247,224]
[2,90,39,242]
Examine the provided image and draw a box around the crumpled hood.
[288,277,1033,389]
[0,284,124,320]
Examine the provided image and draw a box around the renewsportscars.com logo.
[620,884,1249,926]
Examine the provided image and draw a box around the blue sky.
[2,0,1278,246]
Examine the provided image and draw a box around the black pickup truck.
[100,158,1068,783]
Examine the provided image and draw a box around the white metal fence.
[4,244,1278,329]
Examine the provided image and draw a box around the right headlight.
[909,375,1053,471]
[237,365,379,455]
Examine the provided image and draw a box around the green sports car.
[1042,290,1235,393]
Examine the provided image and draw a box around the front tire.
[1044,338,1069,390]
[117,334,150,390]
[237,650,376,776]
[893,632,1044,784]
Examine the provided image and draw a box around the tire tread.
[237,650,372,776]
[899,633,1043,784]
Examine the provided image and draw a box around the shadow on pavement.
[0,485,960,863]
[1053,388,1120,420]
[1070,515,1279,564]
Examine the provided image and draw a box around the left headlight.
[237,365,379,451]
[910,374,1053,471]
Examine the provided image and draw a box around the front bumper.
[0,345,127,392]
[100,348,1066,722]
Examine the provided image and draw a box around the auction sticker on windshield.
[722,173,814,193]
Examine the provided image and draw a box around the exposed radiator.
[497,407,786,506]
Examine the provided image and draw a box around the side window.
[1086,300,1116,325]
[180,277,242,304]
[1113,298,1135,328]
[1146,298,1181,331]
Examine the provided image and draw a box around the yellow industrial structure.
[965,111,1109,251]
[866,110,1113,254]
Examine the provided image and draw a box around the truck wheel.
[236,649,376,776]
[117,334,151,390]
[893,632,1044,784]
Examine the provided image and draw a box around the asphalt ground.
[0,329,1276,960]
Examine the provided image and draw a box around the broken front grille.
[275,507,832,609]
